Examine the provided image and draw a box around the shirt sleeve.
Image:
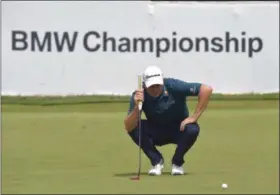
[168,78,202,97]
[127,92,136,115]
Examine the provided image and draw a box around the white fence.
[2,1,279,95]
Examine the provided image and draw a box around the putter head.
[130,176,140,180]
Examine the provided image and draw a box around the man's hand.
[180,116,197,131]
[124,90,144,132]
[134,89,144,106]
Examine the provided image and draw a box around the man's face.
[146,84,163,97]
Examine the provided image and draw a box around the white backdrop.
[2,1,279,95]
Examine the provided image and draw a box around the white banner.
[2,1,279,95]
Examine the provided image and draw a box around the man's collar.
[163,86,169,97]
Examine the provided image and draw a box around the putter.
[130,112,142,180]
[130,75,143,181]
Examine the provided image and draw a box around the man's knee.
[127,120,148,145]
[128,126,140,144]
[183,123,200,137]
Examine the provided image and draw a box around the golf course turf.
[2,96,279,194]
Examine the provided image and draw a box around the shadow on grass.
[113,171,194,177]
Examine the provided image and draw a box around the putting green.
[2,100,279,194]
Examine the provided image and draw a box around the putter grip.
[138,75,143,111]
[138,102,142,110]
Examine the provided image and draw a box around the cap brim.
[145,77,163,88]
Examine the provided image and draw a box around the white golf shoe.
[171,164,184,175]
[148,163,164,176]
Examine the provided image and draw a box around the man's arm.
[124,94,140,132]
[192,84,213,121]
[169,78,213,121]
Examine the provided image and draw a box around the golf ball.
[221,183,228,189]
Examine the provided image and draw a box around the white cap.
[143,66,164,88]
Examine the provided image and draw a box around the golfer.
[124,66,213,176]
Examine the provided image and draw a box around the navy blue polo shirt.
[127,78,202,126]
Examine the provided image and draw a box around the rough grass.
[1,93,279,105]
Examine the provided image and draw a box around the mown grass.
[2,98,279,194]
